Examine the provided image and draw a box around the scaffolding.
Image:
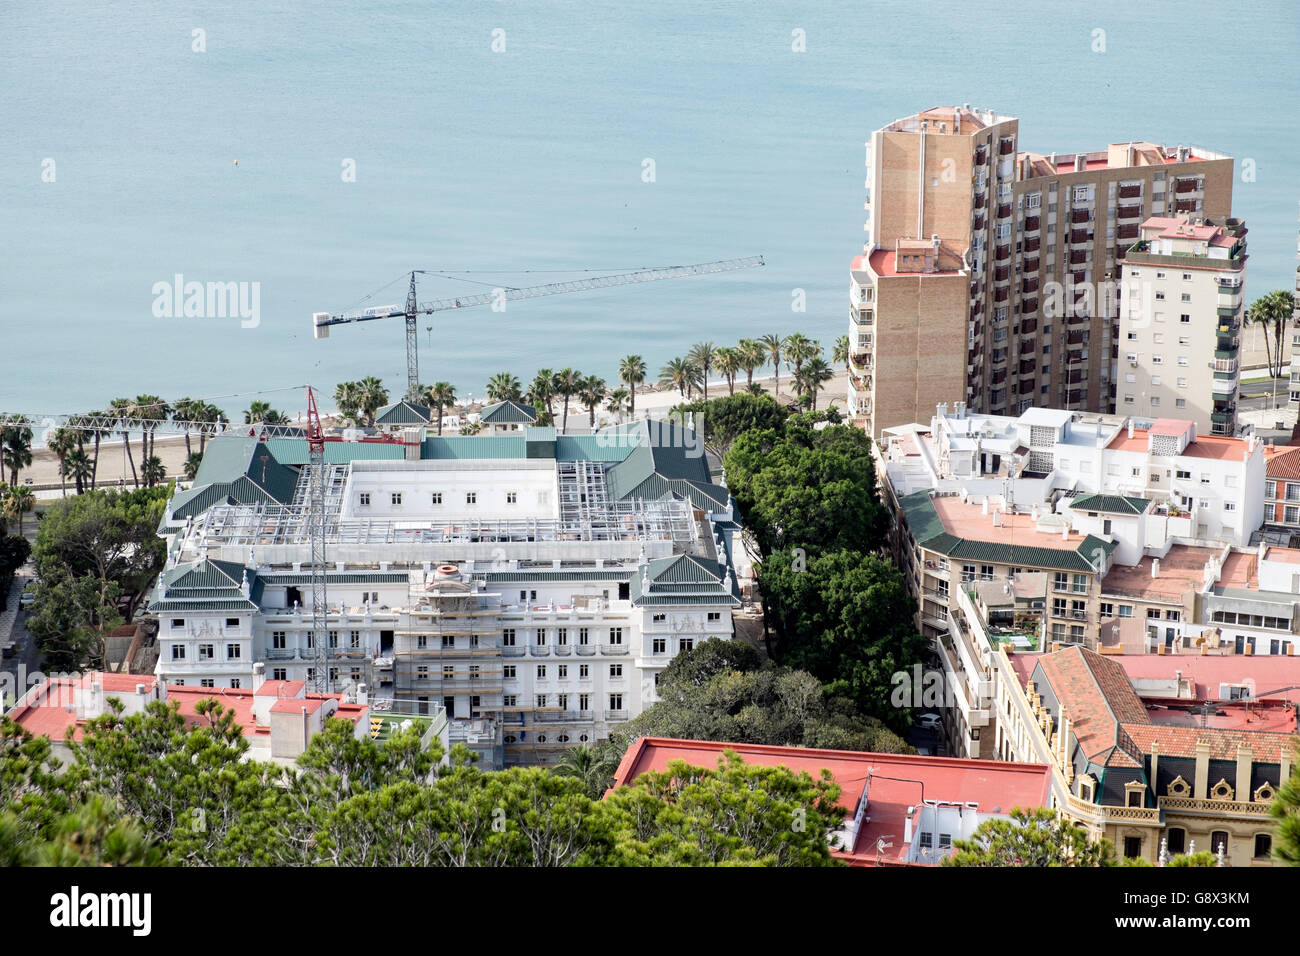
[177,464,697,551]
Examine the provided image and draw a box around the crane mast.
[305,386,331,693]
[314,256,765,397]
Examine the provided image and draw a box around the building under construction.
[151,415,742,767]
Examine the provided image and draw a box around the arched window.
[1210,831,1229,856]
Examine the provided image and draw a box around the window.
[1053,572,1069,592]
[416,635,428,649]
[1180,314,1191,324]
[502,628,516,646]
[1175,398,1186,408]
[1147,608,1161,620]
[556,627,568,646]
[1165,610,1181,621]
[536,695,547,708]
[608,627,623,645]
[503,664,515,679]
[609,663,623,678]
[536,665,547,679]
[1118,606,1133,618]
[557,693,568,710]
[1180,293,1191,302]
[1072,574,1088,594]
[579,664,589,679]
[359,492,370,507]
[979,564,994,581]
[431,492,442,505]
[329,630,338,648]
[535,629,547,647]
[350,630,361,648]
[578,627,590,646]
[579,693,590,711]
[171,618,185,628]
[707,611,721,622]
[1210,831,1229,856]
[272,668,286,681]
[506,492,517,505]
[272,631,287,649]
[1255,833,1273,859]
[503,695,517,707]
[466,492,477,505]
[608,693,624,711]
[224,643,240,660]
[199,644,214,660]
[172,645,186,660]
[1166,827,1186,855]
[391,492,402,506]
[557,664,567,679]
[1177,378,1187,388]
[652,637,666,654]
[201,679,215,688]
[225,617,240,628]
[1123,836,1142,859]
[680,638,695,653]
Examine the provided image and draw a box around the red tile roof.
[1035,646,1147,768]
[609,737,1053,866]
[1123,722,1296,763]
[1266,446,1300,480]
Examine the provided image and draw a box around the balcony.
[604,710,628,721]
[600,643,628,656]
[501,646,527,657]
[575,645,596,656]
[1174,178,1200,194]
[528,645,550,657]
[1116,205,1141,221]
[1118,184,1141,200]
[552,645,572,656]
[1211,406,1236,425]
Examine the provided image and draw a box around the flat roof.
[931,497,1084,551]
[1101,546,1218,601]
[1108,654,1300,706]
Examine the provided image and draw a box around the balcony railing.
[605,709,628,721]
[501,646,527,657]
[575,645,596,656]
[600,644,628,656]
[528,646,550,657]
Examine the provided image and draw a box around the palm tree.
[183,452,203,482]
[605,387,629,421]
[737,338,766,391]
[244,401,285,427]
[552,368,581,432]
[79,410,107,490]
[1248,289,1297,385]
[333,381,362,423]
[357,376,389,426]
[783,333,818,385]
[172,397,198,457]
[618,355,647,419]
[687,342,717,402]
[2,424,34,487]
[47,428,76,498]
[64,448,92,495]
[796,357,834,410]
[714,346,740,396]
[486,373,523,403]
[580,375,606,428]
[659,357,695,398]
[550,745,619,800]
[135,394,170,461]
[2,486,35,537]
[832,334,851,375]
[141,456,166,488]
[759,333,784,397]
[107,398,139,486]
[194,403,225,452]
[426,382,457,436]
[528,369,556,419]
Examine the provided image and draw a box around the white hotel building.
[150,417,741,767]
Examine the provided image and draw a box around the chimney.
[1049,151,1057,169]
[1157,642,1166,655]
[1127,420,1134,439]
[252,661,266,692]
[1177,145,1189,163]
[1074,154,1086,173]
[1151,559,1160,579]
[981,497,989,515]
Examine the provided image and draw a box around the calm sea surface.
[2,0,1297,415]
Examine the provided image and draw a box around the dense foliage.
[26,487,169,670]
[605,639,911,755]
[0,700,845,867]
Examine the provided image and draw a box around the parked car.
[916,712,942,731]
[18,588,35,609]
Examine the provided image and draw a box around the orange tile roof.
[1123,723,1296,763]
[609,738,1053,866]
[1035,646,1147,768]
[1181,435,1250,461]
[1266,446,1300,480]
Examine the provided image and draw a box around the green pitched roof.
[629,554,739,607]
[481,400,538,425]
[1069,494,1150,516]
[422,435,528,459]
[375,400,433,426]
[262,438,406,464]
[900,492,1116,573]
[170,437,300,520]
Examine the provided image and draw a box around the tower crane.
[313,256,765,397]
[304,385,331,693]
